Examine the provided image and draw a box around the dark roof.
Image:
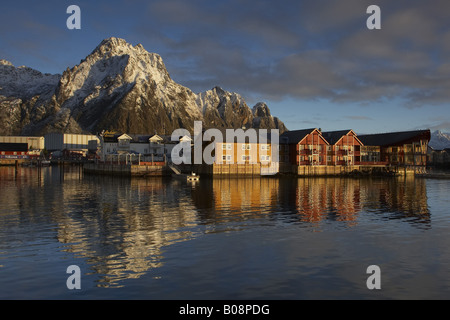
[0,143,28,152]
[321,130,353,145]
[280,128,316,144]
[358,129,431,147]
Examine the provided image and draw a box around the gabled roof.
[358,129,431,147]
[149,134,164,142]
[280,128,317,144]
[117,133,133,140]
[322,129,363,145]
[280,128,329,145]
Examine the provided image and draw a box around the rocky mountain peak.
[0,37,287,136]
[252,102,271,117]
[0,59,13,66]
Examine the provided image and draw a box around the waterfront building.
[44,133,100,159]
[189,128,279,176]
[280,128,330,166]
[0,136,45,151]
[428,147,450,167]
[322,130,364,166]
[279,128,430,176]
[0,142,30,162]
[99,132,175,164]
[0,136,46,165]
[358,129,430,173]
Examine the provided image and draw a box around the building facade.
[358,130,430,169]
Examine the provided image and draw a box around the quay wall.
[193,163,408,177]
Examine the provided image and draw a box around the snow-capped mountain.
[0,37,287,136]
[429,130,450,150]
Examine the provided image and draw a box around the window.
[261,144,270,151]
[242,155,251,161]
[119,139,129,147]
[260,155,270,162]
[222,143,232,150]
[241,144,251,150]
[222,155,232,162]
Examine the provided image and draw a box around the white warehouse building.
[44,133,100,153]
[0,136,45,151]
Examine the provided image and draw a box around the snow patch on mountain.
[0,37,287,136]
[429,130,450,150]
[0,60,60,99]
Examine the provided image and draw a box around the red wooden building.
[280,128,330,166]
[322,130,363,166]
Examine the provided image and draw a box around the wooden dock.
[83,162,171,177]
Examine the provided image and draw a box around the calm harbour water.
[1,165,450,300]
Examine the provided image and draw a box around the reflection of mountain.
[8,167,200,288]
[0,167,431,288]
[56,175,201,287]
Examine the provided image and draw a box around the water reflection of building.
[293,177,430,226]
[211,178,279,213]
[295,178,362,224]
[0,167,432,289]
[194,177,430,228]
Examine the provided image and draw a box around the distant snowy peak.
[429,130,450,150]
[0,60,60,99]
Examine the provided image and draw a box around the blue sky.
[1,0,449,134]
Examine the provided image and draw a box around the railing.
[359,161,389,166]
[168,162,182,175]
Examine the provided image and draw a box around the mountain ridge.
[429,130,450,150]
[0,37,287,137]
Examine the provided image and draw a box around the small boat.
[187,172,199,181]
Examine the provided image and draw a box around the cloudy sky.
[1,0,449,133]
